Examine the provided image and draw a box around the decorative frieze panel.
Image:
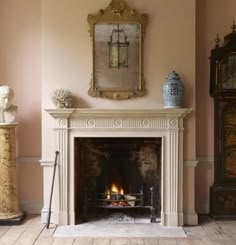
[70,117,172,129]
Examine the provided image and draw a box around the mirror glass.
[95,23,140,90]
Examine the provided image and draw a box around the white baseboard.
[17,156,41,164]
[184,160,198,168]
[20,201,43,214]
[196,156,214,214]
[196,203,210,215]
[197,156,214,164]
[184,212,198,225]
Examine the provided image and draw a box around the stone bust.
[0,86,17,124]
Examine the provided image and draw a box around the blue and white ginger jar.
[162,71,184,108]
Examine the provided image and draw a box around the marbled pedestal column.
[0,123,23,220]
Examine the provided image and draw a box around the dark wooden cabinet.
[210,23,236,219]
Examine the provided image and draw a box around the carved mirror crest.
[88,0,148,100]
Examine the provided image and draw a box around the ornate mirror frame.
[88,0,148,100]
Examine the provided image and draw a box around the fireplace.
[43,108,192,226]
[74,137,161,223]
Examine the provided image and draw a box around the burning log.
[111,201,129,207]
[104,183,136,207]
[124,195,136,207]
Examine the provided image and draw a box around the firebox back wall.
[74,137,161,218]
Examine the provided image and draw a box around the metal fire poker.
[46,151,59,229]
[150,186,156,223]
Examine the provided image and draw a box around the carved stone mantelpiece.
[0,123,23,220]
[43,108,195,227]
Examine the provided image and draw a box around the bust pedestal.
[0,123,24,224]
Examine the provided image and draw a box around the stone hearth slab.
[53,221,186,238]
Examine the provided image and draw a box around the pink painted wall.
[0,0,42,213]
[41,0,196,157]
[1,0,235,215]
[195,0,236,213]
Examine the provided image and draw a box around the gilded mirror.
[88,0,148,100]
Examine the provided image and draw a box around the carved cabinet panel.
[210,24,236,219]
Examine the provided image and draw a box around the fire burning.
[106,183,124,200]
[110,183,124,195]
[104,183,134,207]
[111,183,119,193]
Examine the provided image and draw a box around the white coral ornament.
[51,89,73,108]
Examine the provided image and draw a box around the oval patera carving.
[169,119,178,127]
[59,119,66,127]
[113,119,122,127]
[87,119,95,127]
[141,119,149,127]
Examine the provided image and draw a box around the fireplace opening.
[74,137,161,224]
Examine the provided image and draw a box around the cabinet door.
[220,54,236,90]
[218,101,236,182]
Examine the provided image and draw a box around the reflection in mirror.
[95,23,140,90]
[108,24,129,68]
[88,0,148,100]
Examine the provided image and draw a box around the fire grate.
[83,182,156,223]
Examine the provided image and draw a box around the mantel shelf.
[45,108,192,119]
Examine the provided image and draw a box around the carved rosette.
[0,125,23,219]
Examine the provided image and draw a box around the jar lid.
[167,71,181,80]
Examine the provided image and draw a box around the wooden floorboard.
[183,225,214,244]
[52,237,74,245]
[15,216,45,245]
[176,239,198,245]
[215,220,236,235]
[201,217,235,244]
[93,238,110,245]
[0,215,36,245]
[144,238,158,245]
[130,238,145,245]
[0,225,11,239]
[110,238,130,245]
[33,224,57,245]
[73,237,93,245]
[158,240,178,245]
[0,215,236,245]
